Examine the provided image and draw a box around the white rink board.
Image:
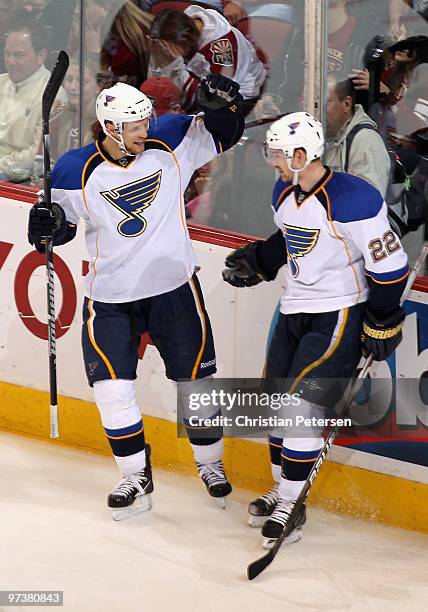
[1,195,428,484]
[0,196,282,414]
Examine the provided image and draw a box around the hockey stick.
[245,113,288,130]
[42,50,69,439]
[247,238,428,580]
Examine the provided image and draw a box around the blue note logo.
[288,122,300,135]
[101,170,162,237]
[283,224,320,277]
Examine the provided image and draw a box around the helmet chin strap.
[286,157,311,185]
[106,122,136,157]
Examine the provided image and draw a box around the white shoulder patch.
[210,39,234,66]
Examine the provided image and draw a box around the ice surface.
[0,431,427,612]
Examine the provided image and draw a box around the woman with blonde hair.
[43,57,100,162]
[99,0,153,87]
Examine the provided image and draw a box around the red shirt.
[328,15,357,73]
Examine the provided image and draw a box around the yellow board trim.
[87,299,117,380]
[1,381,427,535]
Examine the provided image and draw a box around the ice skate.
[261,498,306,549]
[196,460,232,509]
[248,484,279,527]
[108,444,154,521]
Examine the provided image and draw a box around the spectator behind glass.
[99,0,153,87]
[327,0,380,76]
[325,76,391,197]
[13,1,80,65]
[351,40,428,149]
[140,76,183,115]
[18,0,48,18]
[281,0,377,112]
[186,157,222,224]
[148,5,267,113]
[389,0,428,40]
[48,58,100,161]
[144,1,247,26]
[0,12,66,182]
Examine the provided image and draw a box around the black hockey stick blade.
[247,547,275,580]
[247,505,304,580]
[42,50,69,125]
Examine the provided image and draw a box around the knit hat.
[140,77,182,115]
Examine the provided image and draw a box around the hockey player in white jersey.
[27,74,245,520]
[223,112,409,548]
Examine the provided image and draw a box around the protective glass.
[262,143,287,166]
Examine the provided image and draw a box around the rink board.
[1,192,428,534]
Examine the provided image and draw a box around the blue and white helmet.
[265,112,324,168]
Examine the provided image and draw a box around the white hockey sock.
[191,438,224,465]
[271,463,281,484]
[94,379,146,476]
[279,437,324,502]
[115,450,147,476]
[278,477,305,502]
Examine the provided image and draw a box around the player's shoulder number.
[368,230,401,263]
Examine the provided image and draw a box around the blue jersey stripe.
[269,435,283,449]
[365,265,410,284]
[282,446,321,461]
[104,419,144,439]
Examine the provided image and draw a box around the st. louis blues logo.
[283,224,320,277]
[288,122,300,135]
[101,170,162,237]
[210,39,234,66]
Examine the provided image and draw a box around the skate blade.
[111,493,153,522]
[248,514,268,528]
[214,497,226,510]
[262,527,303,550]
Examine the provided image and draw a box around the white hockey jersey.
[272,169,409,314]
[51,114,222,303]
[149,6,267,105]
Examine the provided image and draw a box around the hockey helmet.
[96,82,153,135]
[265,112,324,171]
